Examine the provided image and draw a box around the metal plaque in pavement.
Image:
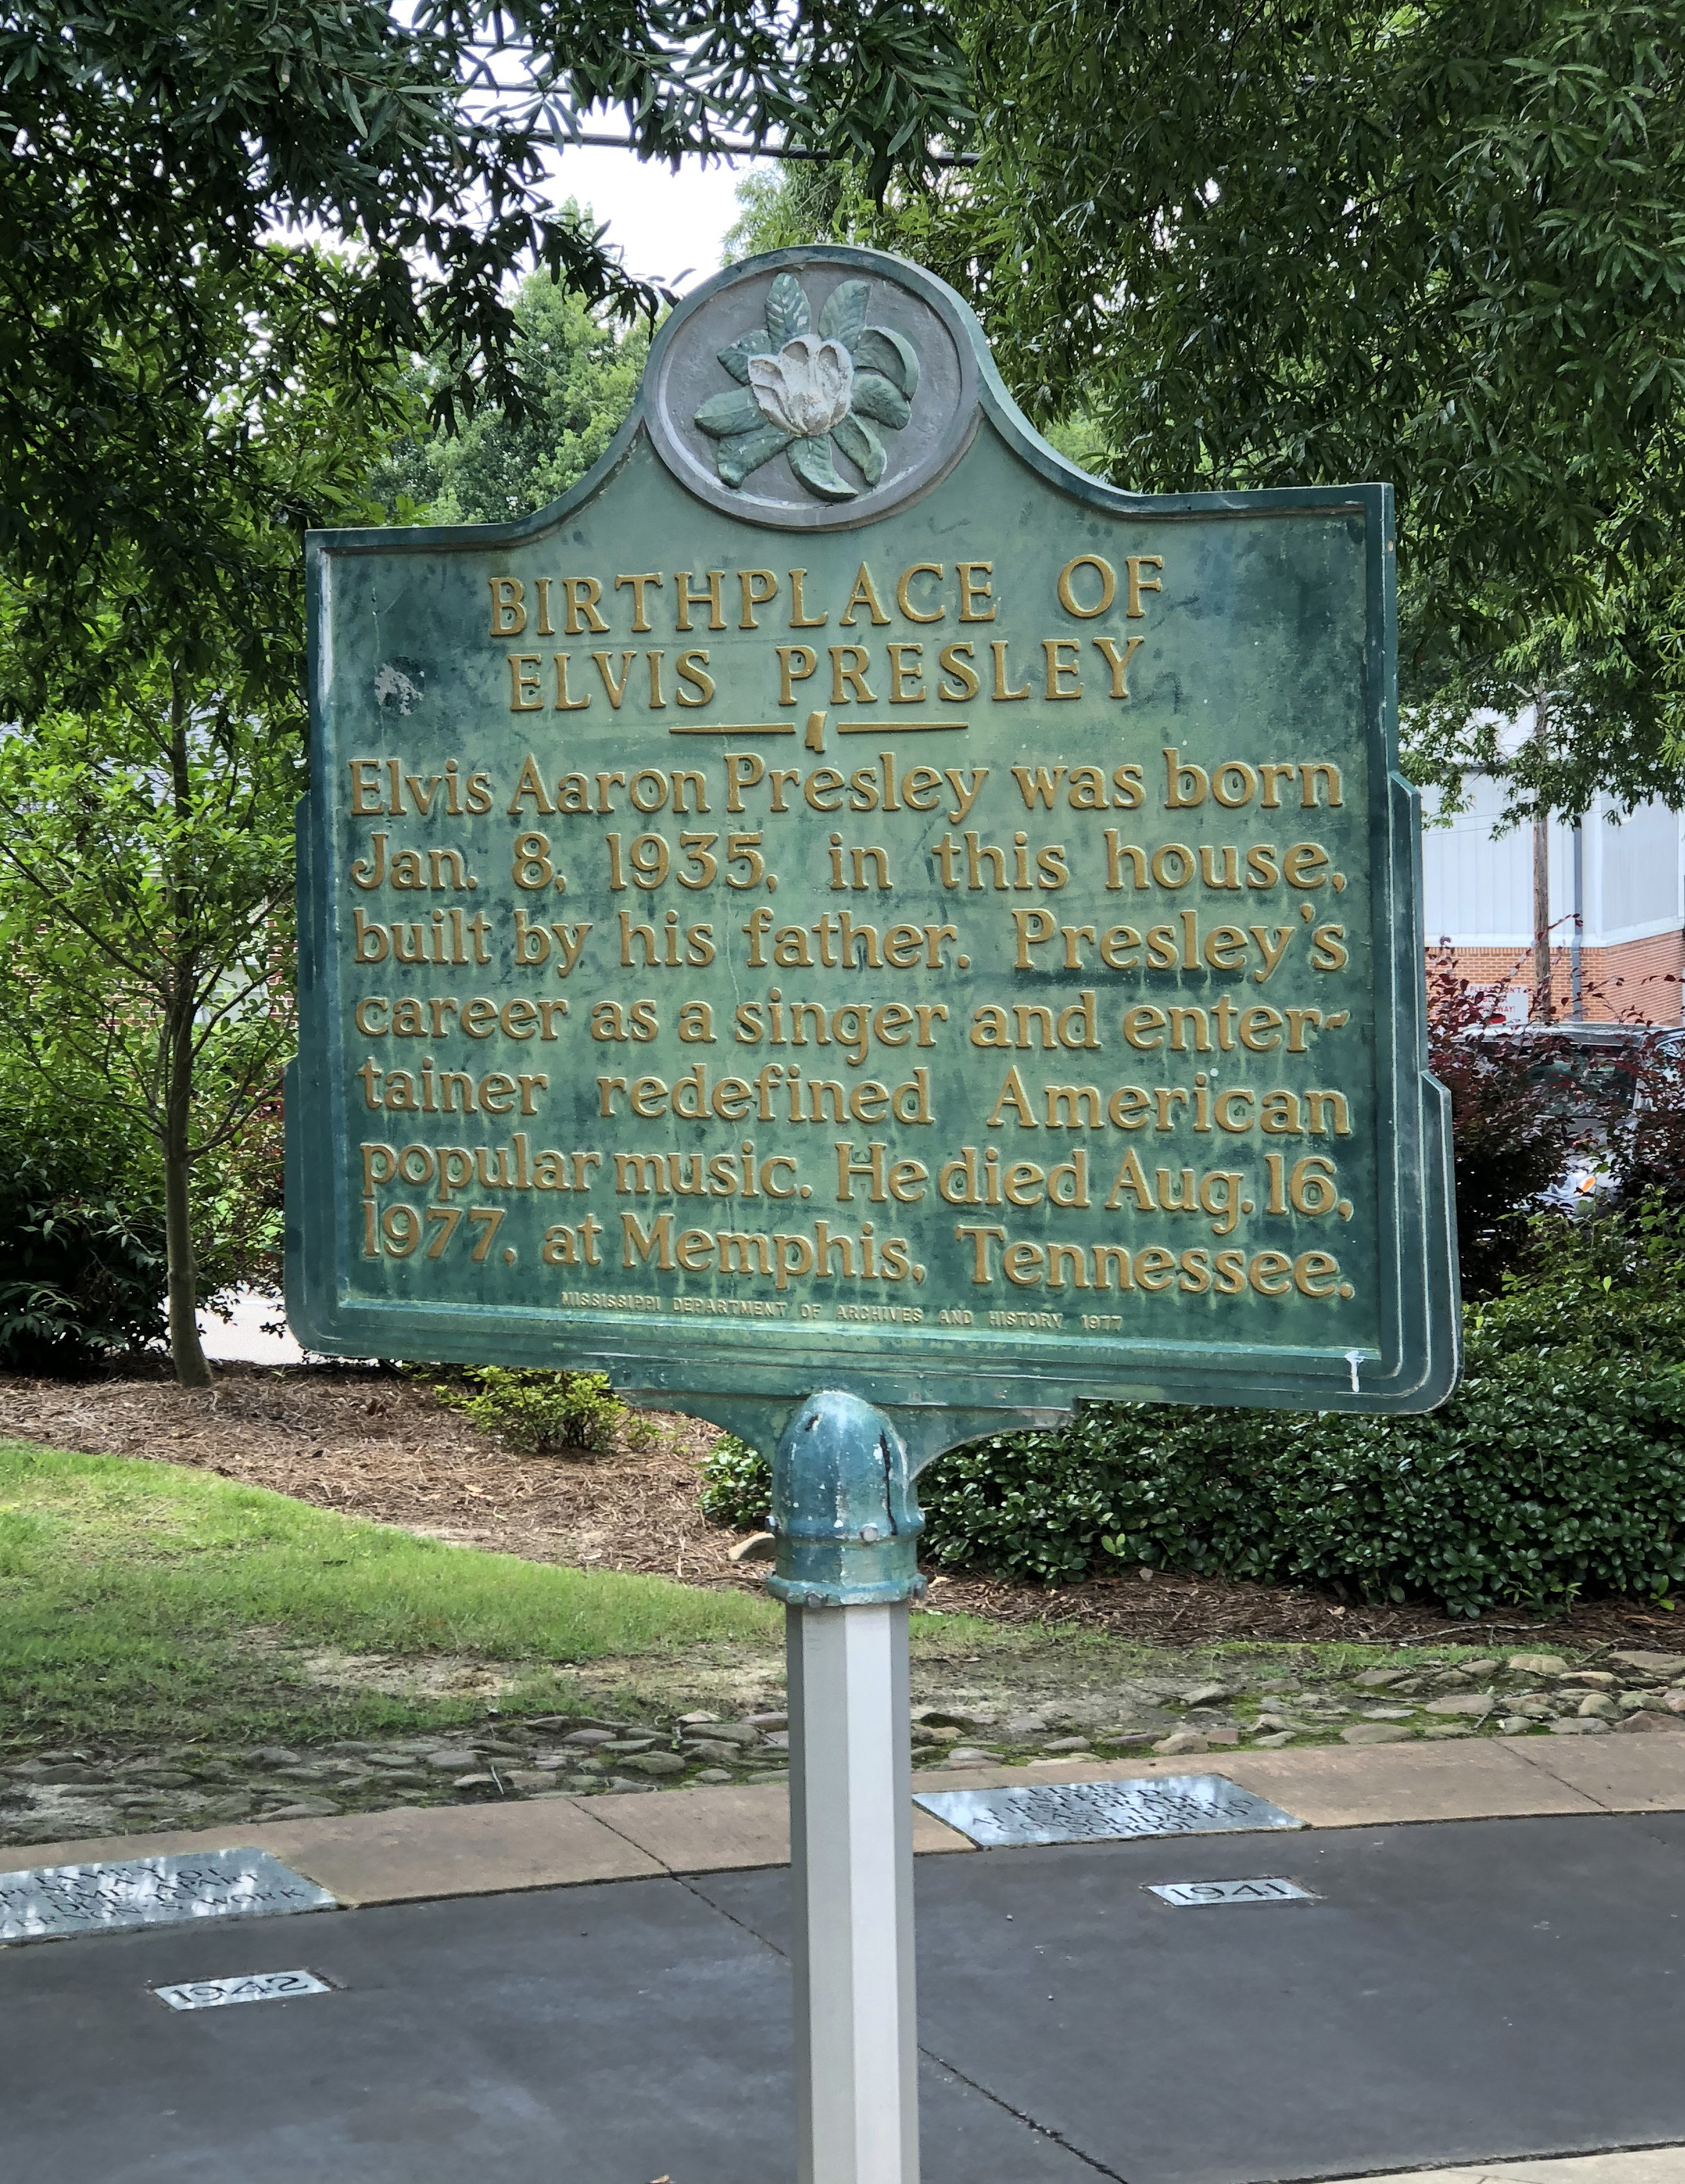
[913,1772,1305,1848]
[0,1848,336,1945]
[153,1968,334,2010]
[1147,1877,1314,1906]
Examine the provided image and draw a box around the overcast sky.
[544,144,770,290]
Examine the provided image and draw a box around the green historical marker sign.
[286,245,1460,1448]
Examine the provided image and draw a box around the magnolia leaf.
[854,325,920,399]
[693,388,765,438]
[764,272,811,346]
[819,279,870,350]
[849,371,912,430]
[832,412,885,485]
[716,329,775,384]
[787,434,858,501]
[716,424,796,487]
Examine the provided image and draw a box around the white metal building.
[1419,777,1685,1024]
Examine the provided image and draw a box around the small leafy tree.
[0,250,395,1387]
[0,677,300,1387]
[725,164,858,261]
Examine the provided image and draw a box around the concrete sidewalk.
[6,1728,1683,1906]
[5,1805,1685,2182]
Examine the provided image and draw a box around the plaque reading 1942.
[286,245,1458,1427]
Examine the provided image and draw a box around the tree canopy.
[0,0,969,697]
[955,2,1682,644]
[738,1,1685,815]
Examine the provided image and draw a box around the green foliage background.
[0,1078,166,1369]
[729,0,1685,822]
[374,261,648,524]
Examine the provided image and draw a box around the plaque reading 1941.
[286,244,1458,1427]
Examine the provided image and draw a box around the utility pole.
[1531,693,1554,1022]
[1571,822,1584,1021]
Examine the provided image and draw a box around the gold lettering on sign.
[1055,555,1116,618]
[956,562,996,622]
[508,655,544,711]
[896,564,944,622]
[616,573,663,632]
[336,533,1382,1331]
[675,572,727,632]
[1125,556,1164,616]
[489,578,526,636]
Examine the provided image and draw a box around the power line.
[451,84,978,167]
[530,127,976,167]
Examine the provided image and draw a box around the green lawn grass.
[0,1439,1523,1760]
[0,1440,779,1747]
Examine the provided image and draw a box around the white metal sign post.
[775,1393,923,2184]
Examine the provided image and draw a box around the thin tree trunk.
[1531,692,1553,1023]
[164,677,211,1389]
[164,1041,211,1389]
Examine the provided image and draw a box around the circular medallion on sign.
[644,252,978,529]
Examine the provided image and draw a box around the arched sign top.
[643,252,980,529]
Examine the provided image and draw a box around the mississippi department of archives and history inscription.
[287,246,1458,1429]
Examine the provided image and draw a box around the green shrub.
[194,1095,286,1306]
[917,1209,1685,1613]
[433,1366,624,1454]
[698,1432,772,1526]
[0,1057,286,1372]
[0,1099,166,1370]
[1425,961,1591,1294]
[695,1210,1685,1615]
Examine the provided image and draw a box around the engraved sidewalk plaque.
[153,1968,334,2009]
[1146,1876,1314,1906]
[913,1772,1306,1848]
[0,1848,336,1945]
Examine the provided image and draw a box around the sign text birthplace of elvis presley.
[286,245,1460,1447]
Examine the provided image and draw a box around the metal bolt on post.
[769,1392,926,2184]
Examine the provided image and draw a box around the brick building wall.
[1428,928,1685,1025]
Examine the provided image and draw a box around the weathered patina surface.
[287,246,1458,1459]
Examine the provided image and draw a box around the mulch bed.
[3,1360,1679,1652]
[922,1569,1682,1651]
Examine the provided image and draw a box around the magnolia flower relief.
[691,272,919,503]
[748,335,854,439]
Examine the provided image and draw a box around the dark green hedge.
[700,1211,1685,1615]
[0,1100,166,1371]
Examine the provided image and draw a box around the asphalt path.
[6,1812,1684,2183]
